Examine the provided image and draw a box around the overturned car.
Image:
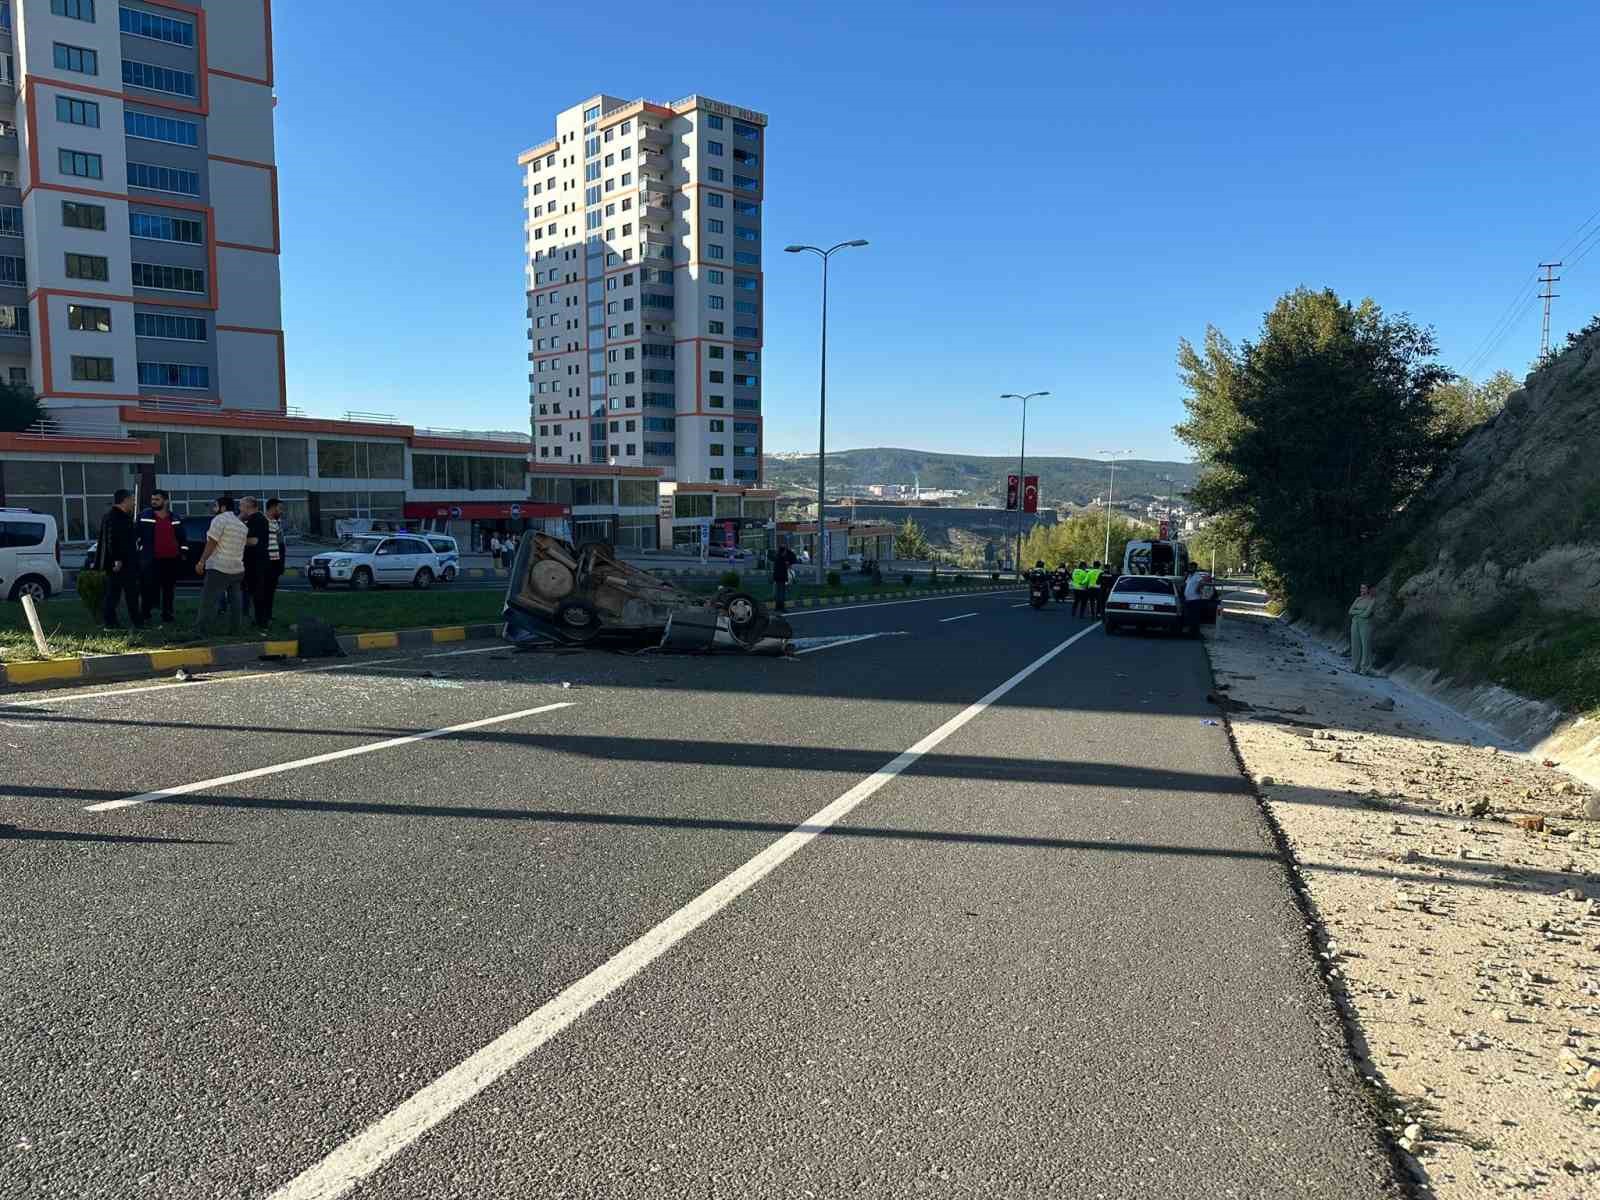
[502,533,792,653]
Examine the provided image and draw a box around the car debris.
[502,534,792,654]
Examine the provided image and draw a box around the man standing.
[240,497,271,633]
[1349,583,1377,675]
[1087,561,1104,617]
[256,497,287,632]
[1097,563,1119,620]
[137,490,184,624]
[195,494,247,636]
[1071,560,1091,618]
[490,533,503,569]
[771,542,798,612]
[97,489,144,630]
[1182,564,1208,638]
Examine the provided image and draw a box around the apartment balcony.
[641,229,674,249]
[638,148,670,171]
[640,190,673,221]
[639,124,669,149]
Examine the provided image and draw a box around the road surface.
[0,590,1396,1198]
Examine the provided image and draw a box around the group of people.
[1067,560,1116,618]
[488,532,521,569]
[96,491,286,636]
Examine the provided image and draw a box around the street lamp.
[1099,449,1132,563]
[1001,391,1049,576]
[786,239,868,583]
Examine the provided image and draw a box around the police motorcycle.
[1051,565,1072,604]
[1026,561,1052,610]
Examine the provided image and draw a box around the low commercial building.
[658,480,775,554]
[777,519,895,566]
[0,403,664,549]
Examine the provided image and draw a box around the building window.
[132,262,206,293]
[67,304,111,332]
[52,0,95,19]
[135,312,206,341]
[70,355,114,382]
[129,212,204,244]
[584,105,600,121]
[734,149,758,166]
[707,167,724,182]
[735,226,759,241]
[734,251,760,266]
[708,320,724,335]
[708,345,725,359]
[733,121,760,140]
[122,59,197,98]
[735,300,758,315]
[707,269,725,284]
[733,174,758,191]
[127,162,201,196]
[709,443,725,456]
[707,295,725,310]
[707,193,724,209]
[0,206,20,237]
[734,199,759,216]
[707,140,724,157]
[0,304,29,334]
[65,252,108,281]
[53,43,98,74]
[706,114,724,130]
[58,149,102,179]
[707,219,724,234]
[0,256,24,285]
[120,5,196,45]
[55,95,99,127]
[124,111,199,146]
[706,244,724,260]
[709,468,726,481]
[709,419,725,432]
[60,200,104,229]
[138,362,210,390]
[735,325,759,339]
[709,370,725,383]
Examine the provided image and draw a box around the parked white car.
[1101,574,1183,635]
[306,534,443,591]
[423,534,461,582]
[0,508,64,602]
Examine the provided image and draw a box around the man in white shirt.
[1182,565,1209,638]
[195,495,248,636]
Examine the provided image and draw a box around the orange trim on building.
[207,154,281,254]
[0,432,160,457]
[213,324,287,414]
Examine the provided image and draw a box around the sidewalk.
[1208,586,1600,1197]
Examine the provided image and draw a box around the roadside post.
[20,593,50,658]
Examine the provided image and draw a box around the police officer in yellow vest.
[1071,560,1092,617]
[1086,561,1104,617]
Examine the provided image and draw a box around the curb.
[1,622,504,691]
[791,583,1018,609]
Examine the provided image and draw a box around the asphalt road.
[0,590,1397,1199]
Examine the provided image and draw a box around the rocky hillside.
[1376,316,1600,714]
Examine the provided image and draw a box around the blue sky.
[274,0,1600,461]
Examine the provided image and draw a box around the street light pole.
[1001,391,1049,576]
[786,239,868,584]
[1099,449,1132,563]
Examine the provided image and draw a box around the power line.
[1460,274,1539,378]
[1537,262,1562,360]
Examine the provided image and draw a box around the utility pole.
[1539,261,1562,361]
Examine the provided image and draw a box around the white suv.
[0,508,64,602]
[423,534,461,582]
[306,534,443,591]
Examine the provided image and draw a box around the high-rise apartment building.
[0,0,281,416]
[521,93,766,484]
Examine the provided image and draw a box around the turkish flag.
[1006,475,1019,511]
[1023,476,1039,514]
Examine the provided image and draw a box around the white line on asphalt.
[0,654,419,709]
[939,612,979,623]
[83,702,576,814]
[785,590,1022,618]
[267,621,1102,1200]
[791,633,895,655]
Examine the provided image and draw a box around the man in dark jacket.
[240,496,272,632]
[254,497,288,632]
[771,543,799,612]
[137,490,185,623]
[97,489,144,630]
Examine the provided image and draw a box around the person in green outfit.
[1348,583,1377,675]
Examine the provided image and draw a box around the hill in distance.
[763,448,1198,506]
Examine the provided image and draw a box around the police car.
[306,534,444,590]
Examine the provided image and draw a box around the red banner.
[1005,475,1019,511]
[1022,475,1039,514]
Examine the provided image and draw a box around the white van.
[1122,539,1190,580]
[0,507,64,601]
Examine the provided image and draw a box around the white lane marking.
[425,645,507,658]
[267,621,1102,1200]
[84,703,576,814]
[791,632,900,655]
[0,654,418,709]
[785,590,1022,617]
[939,612,979,623]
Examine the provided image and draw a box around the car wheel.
[552,598,600,641]
[442,566,457,583]
[413,568,434,590]
[8,576,50,603]
[724,592,769,643]
[351,568,373,592]
[1102,620,1117,636]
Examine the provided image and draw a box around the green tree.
[1175,287,1452,620]
[893,517,933,560]
[1429,368,1519,443]
[0,379,41,433]
[1021,512,1154,571]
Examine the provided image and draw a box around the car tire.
[350,567,373,592]
[724,591,769,643]
[441,566,457,583]
[1102,620,1117,636]
[8,576,50,603]
[413,568,434,591]
[552,598,600,641]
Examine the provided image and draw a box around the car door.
[373,538,406,583]
[398,538,431,581]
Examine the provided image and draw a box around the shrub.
[870,567,883,586]
[990,571,1000,581]
[902,573,914,587]
[826,570,842,588]
[77,568,107,617]
[718,570,741,589]
[954,573,971,584]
